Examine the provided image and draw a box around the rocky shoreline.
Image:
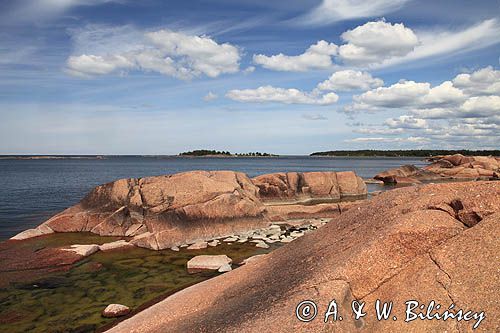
[11,170,368,251]
[2,154,499,332]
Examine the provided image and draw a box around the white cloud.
[226,86,339,105]
[317,70,383,91]
[452,66,500,96]
[378,19,500,69]
[460,96,500,117]
[354,80,430,108]
[66,27,241,80]
[354,127,404,135]
[253,40,338,72]
[350,79,467,111]
[203,92,218,102]
[344,66,499,148]
[339,20,419,65]
[302,114,328,120]
[254,20,419,71]
[297,0,411,26]
[3,0,122,23]
[257,19,500,73]
[419,81,466,107]
[346,136,428,143]
[384,115,428,129]
[243,66,256,74]
[66,54,134,76]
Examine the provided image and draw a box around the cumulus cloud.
[297,0,411,26]
[317,70,383,91]
[256,19,500,72]
[226,86,339,105]
[353,80,430,108]
[350,79,466,111]
[338,20,419,65]
[345,66,500,148]
[66,27,241,80]
[253,41,338,72]
[452,66,500,96]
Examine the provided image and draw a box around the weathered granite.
[12,170,368,250]
[106,181,500,333]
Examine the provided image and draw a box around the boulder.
[187,255,232,273]
[102,304,131,318]
[17,171,268,250]
[107,181,500,333]
[252,171,366,202]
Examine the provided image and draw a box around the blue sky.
[0,0,499,154]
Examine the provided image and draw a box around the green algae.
[0,234,279,333]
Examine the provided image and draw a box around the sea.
[0,156,427,241]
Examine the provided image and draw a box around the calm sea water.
[0,156,426,240]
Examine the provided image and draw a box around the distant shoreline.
[310,150,500,157]
[0,155,106,160]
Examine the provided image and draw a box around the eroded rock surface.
[252,171,367,201]
[11,170,367,250]
[375,155,500,184]
[107,181,500,333]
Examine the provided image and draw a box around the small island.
[310,149,500,157]
[179,150,278,157]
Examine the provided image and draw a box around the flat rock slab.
[187,255,232,274]
[99,240,133,251]
[62,244,100,257]
[187,241,208,250]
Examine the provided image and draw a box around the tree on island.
[179,150,278,157]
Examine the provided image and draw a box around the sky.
[0,0,499,155]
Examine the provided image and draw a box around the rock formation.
[375,154,500,184]
[106,181,500,332]
[252,171,366,201]
[11,170,367,250]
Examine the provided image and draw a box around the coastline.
[1,154,499,332]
